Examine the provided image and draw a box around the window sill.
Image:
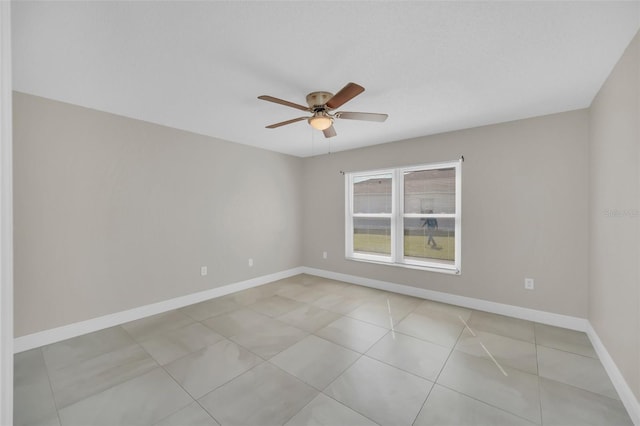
[345,256,460,275]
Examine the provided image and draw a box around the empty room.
[2,1,640,425]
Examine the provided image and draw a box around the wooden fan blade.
[323,125,337,138]
[326,82,365,109]
[265,116,308,129]
[258,95,310,112]
[336,111,388,122]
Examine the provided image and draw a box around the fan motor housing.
[306,91,333,108]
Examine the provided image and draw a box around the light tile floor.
[14,274,634,426]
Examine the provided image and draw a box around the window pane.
[353,217,391,255]
[353,173,392,214]
[404,217,455,263]
[404,168,455,214]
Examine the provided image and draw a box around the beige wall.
[13,92,303,337]
[302,110,590,318]
[589,31,640,400]
[13,92,594,336]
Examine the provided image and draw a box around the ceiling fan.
[258,82,388,138]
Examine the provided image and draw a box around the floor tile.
[324,356,432,426]
[165,339,262,399]
[294,274,330,286]
[311,279,350,294]
[277,283,328,303]
[270,335,359,390]
[41,326,135,371]
[58,368,192,426]
[154,401,220,426]
[270,278,308,290]
[277,305,342,332]
[535,323,597,358]
[414,384,536,426]
[366,331,450,381]
[315,316,388,353]
[539,377,633,426]
[229,317,308,359]
[394,311,465,348]
[179,296,242,321]
[455,328,538,374]
[338,284,386,301]
[201,308,272,337]
[385,293,424,306]
[413,300,473,322]
[284,393,378,426]
[247,295,306,317]
[138,322,225,365]
[17,412,60,426]
[437,350,541,424]
[466,311,535,343]
[311,292,365,314]
[199,362,317,426]
[275,274,328,288]
[347,295,417,328]
[223,285,280,306]
[14,349,60,426]
[121,310,195,342]
[537,345,618,399]
[48,343,157,408]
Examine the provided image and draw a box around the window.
[345,160,461,274]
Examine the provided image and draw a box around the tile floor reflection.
[14,274,634,425]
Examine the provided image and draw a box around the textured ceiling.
[11,1,640,157]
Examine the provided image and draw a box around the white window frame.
[345,168,395,264]
[345,160,461,274]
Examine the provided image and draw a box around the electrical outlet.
[524,278,534,290]
[248,258,253,267]
[201,266,207,276]
[323,251,327,259]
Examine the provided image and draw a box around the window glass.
[404,168,456,214]
[403,217,455,263]
[353,217,391,255]
[353,173,392,214]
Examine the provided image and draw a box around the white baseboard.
[303,267,589,331]
[586,323,640,426]
[13,267,304,353]
[14,266,587,353]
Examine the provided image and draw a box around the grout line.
[241,360,321,425]
[535,341,545,426]
[319,311,382,347]
[457,315,508,377]
[479,342,508,377]
[435,382,541,425]
[39,347,63,426]
[535,341,600,359]
[194,399,222,426]
[409,316,466,426]
[361,331,439,383]
[43,329,164,412]
[319,391,382,426]
[128,333,203,423]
